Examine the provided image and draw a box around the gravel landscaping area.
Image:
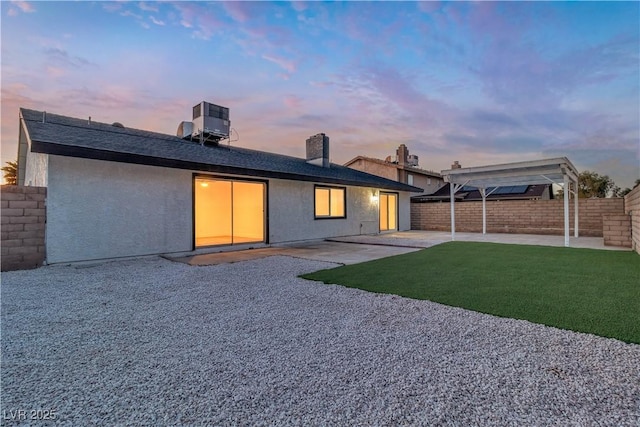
[2,256,639,426]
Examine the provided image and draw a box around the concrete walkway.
[169,230,628,267]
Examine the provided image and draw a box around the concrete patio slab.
[329,230,631,251]
[169,240,420,266]
[168,229,629,266]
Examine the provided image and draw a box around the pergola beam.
[442,157,580,246]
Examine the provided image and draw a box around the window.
[315,186,345,218]
[427,178,432,185]
[407,174,414,186]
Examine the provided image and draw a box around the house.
[344,144,444,195]
[16,103,422,264]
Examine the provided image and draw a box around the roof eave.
[31,140,419,192]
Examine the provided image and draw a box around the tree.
[556,170,617,198]
[1,160,17,185]
[617,178,640,197]
[577,171,615,198]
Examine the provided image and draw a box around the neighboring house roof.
[19,108,422,192]
[344,155,442,179]
[412,183,551,202]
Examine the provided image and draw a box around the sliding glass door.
[379,192,398,232]
[194,177,265,247]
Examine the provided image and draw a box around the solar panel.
[488,185,529,195]
[511,185,529,193]
[491,186,513,195]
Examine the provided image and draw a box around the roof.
[441,157,578,188]
[19,108,422,192]
[344,156,442,178]
[412,183,551,202]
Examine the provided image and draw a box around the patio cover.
[441,157,580,247]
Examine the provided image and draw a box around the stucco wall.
[347,159,398,181]
[409,173,443,195]
[347,158,443,195]
[43,156,413,263]
[411,198,625,237]
[46,156,193,263]
[268,179,411,243]
[624,185,640,254]
[24,151,48,187]
[397,191,411,232]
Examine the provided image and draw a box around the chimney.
[306,133,330,168]
[451,160,462,169]
[396,144,409,166]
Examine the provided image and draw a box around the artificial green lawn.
[301,242,640,344]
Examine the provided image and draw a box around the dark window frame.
[192,173,269,249]
[379,191,399,231]
[314,185,347,220]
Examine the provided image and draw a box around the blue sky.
[1,1,638,189]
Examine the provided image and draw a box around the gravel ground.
[1,256,639,426]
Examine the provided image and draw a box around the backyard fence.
[411,198,625,239]
[624,185,640,255]
[1,185,47,271]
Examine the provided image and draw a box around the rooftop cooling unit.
[192,101,230,143]
[176,121,194,139]
[407,154,419,167]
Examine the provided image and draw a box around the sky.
[1,1,639,189]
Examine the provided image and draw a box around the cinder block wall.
[624,185,640,255]
[1,185,46,271]
[411,198,625,237]
[602,215,632,247]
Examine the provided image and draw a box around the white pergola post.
[563,175,570,247]
[479,187,498,235]
[480,188,487,235]
[574,180,579,237]
[450,183,456,241]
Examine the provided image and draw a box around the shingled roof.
[20,108,422,192]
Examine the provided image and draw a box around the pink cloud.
[120,10,142,20]
[467,2,530,42]
[46,66,66,78]
[262,54,296,73]
[1,83,42,165]
[418,1,441,13]
[283,95,303,109]
[12,1,35,13]
[102,2,122,13]
[172,3,225,40]
[222,2,250,23]
[149,16,165,26]
[138,2,158,13]
[291,2,308,13]
[44,47,94,69]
